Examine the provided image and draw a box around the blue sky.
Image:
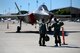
[0,0,80,14]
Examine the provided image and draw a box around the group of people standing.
[38,16,64,47]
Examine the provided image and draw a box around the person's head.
[50,14,54,19]
[54,18,57,22]
[54,18,59,23]
[42,18,45,23]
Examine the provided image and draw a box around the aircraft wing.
[0,14,27,18]
[54,15,71,18]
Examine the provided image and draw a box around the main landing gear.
[16,19,22,33]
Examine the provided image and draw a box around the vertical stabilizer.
[15,2,21,14]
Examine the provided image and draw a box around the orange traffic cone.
[62,27,68,45]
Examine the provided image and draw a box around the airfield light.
[28,2,30,12]
[36,0,38,8]
[50,0,52,10]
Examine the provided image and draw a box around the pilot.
[50,18,64,46]
[39,19,47,46]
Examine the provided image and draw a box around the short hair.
[54,18,57,21]
[42,19,44,22]
[54,18,59,23]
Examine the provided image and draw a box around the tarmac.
[0,21,80,53]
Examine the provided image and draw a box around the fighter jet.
[0,2,53,32]
[0,2,71,32]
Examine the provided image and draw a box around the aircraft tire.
[16,26,21,32]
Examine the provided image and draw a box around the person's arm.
[50,23,55,28]
[44,24,47,34]
[36,20,40,24]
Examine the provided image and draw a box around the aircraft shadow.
[6,31,39,34]
[6,30,80,36]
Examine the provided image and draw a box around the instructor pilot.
[50,18,64,46]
